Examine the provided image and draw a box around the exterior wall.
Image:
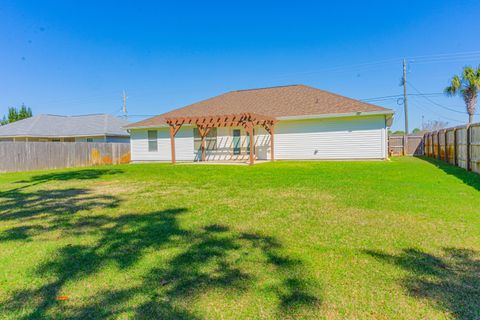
[129,115,388,162]
[105,136,130,143]
[75,136,106,143]
[130,126,271,162]
[275,115,387,160]
[203,126,270,161]
[130,127,194,162]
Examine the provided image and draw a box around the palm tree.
[444,65,480,124]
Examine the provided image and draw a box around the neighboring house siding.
[275,115,387,160]
[75,136,106,143]
[105,136,130,143]
[130,115,387,162]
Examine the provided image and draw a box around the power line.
[412,99,463,124]
[407,82,479,115]
[265,50,480,82]
[409,50,480,59]
[360,92,443,101]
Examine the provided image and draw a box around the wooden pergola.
[165,112,277,165]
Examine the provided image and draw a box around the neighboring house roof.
[0,114,130,137]
[127,84,393,128]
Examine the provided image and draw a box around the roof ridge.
[306,86,387,109]
[233,84,304,92]
[38,113,109,118]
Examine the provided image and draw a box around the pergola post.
[201,136,206,161]
[169,125,176,164]
[198,126,211,162]
[270,125,275,161]
[248,125,254,165]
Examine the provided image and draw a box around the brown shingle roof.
[127,85,393,128]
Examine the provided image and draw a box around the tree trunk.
[464,90,477,124]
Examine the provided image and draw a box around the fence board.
[388,135,424,156]
[456,127,468,170]
[0,142,130,173]
[471,124,480,174]
[423,123,480,174]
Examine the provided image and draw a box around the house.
[0,113,130,143]
[126,85,394,164]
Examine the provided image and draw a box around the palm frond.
[462,66,475,81]
[444,75,461,96]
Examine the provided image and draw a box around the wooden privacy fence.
[388,135,424,156]
[424,123,480,174]
[0,142,131,173]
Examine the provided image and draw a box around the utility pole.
[402,59,409,155]
[122,90,128,119]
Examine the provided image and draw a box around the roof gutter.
[0,134,129,138]
[125,123,194,130]
[276,110,394,121]
[125,110,395,130]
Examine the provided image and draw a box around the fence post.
[444,129,448,162]
[453,128,457,166]
[466,124,471,171]
[430,133,433,157]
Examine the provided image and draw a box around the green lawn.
[0,157,479,319]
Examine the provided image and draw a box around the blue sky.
[1,0,479,131]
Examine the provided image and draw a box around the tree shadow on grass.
[2,208,321,319]
[17,168,124,184]
[1,168,320,318]
[416,156,480,191]
[365,248,480,320]
[0,168,123,224]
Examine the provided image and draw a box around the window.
[193,128,217,151]
[232,129,241,155]
[148,130,158,152]
[86,138,94,142]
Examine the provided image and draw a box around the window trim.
[232,129,241,155]
[147,130,158,152]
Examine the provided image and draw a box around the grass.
[0,157,479,319]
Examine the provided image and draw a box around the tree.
[1,104,33,125]
[422,120,448,132]
[444,65,480,123]
[7,107,18,123]
[412,128,421,134]
[18,103,32,119]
